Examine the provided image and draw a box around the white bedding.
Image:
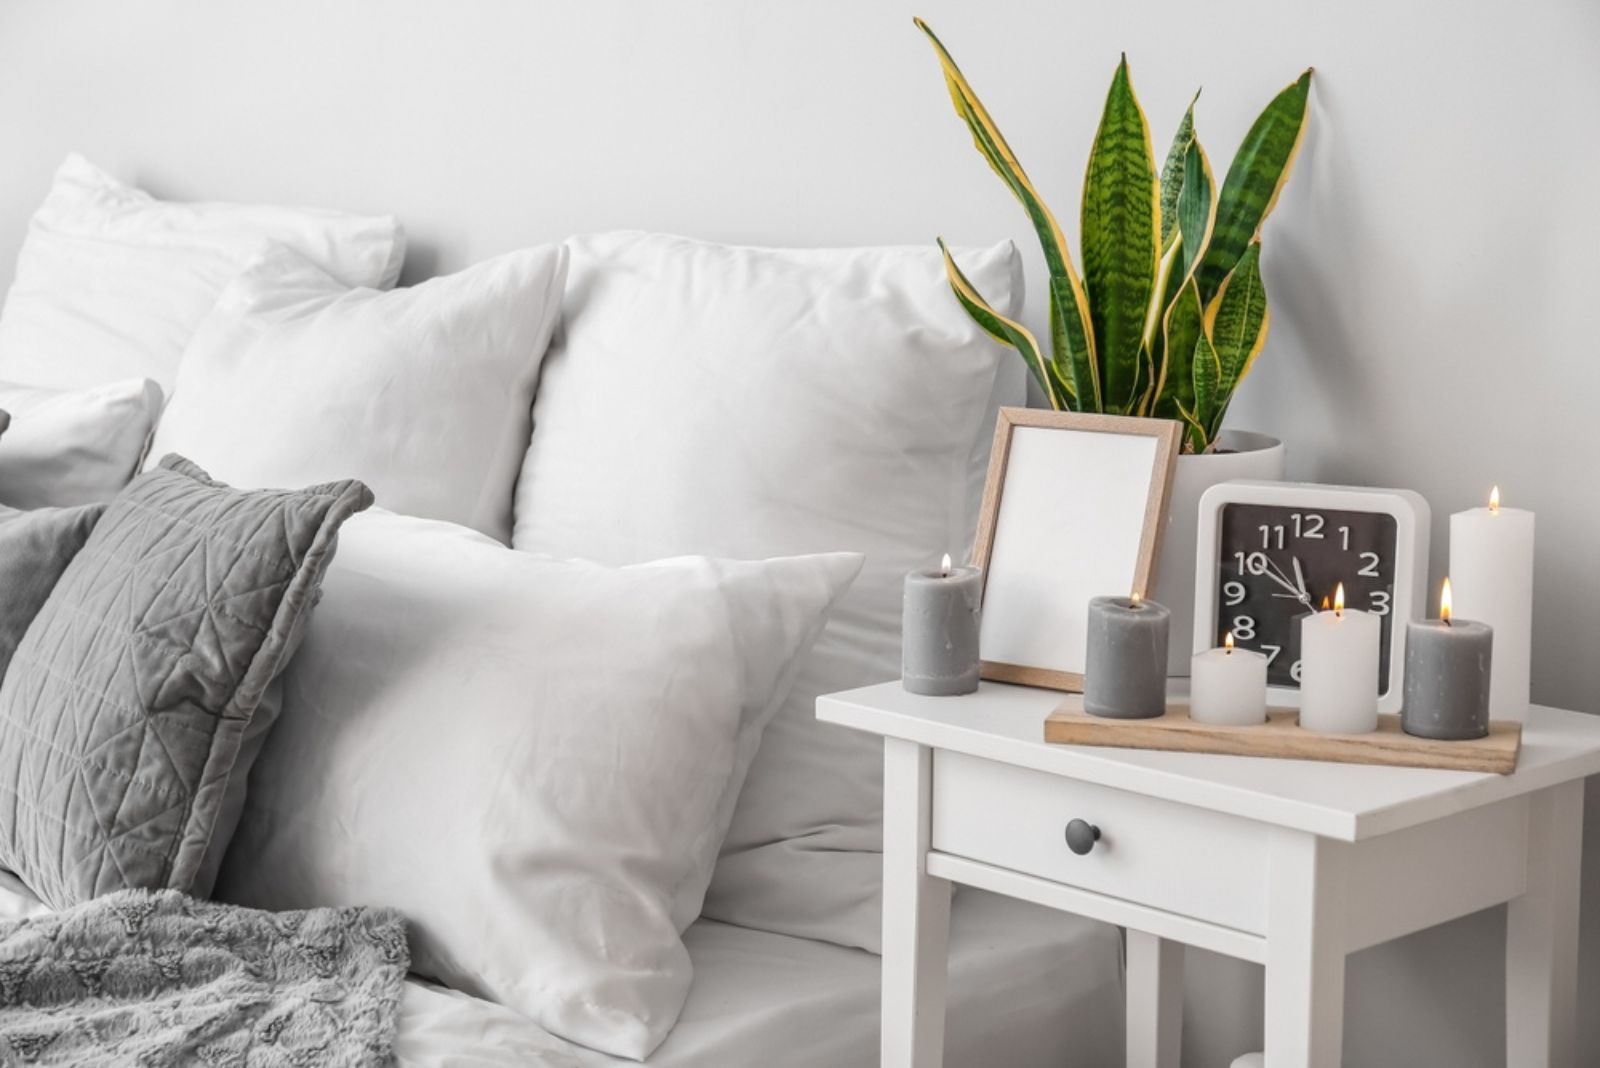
[0,876,1121,1065]
[394,890,1122,1067]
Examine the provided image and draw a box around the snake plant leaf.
[1174,400,1209,452]
[1081,54,1159,413]
[1048,276,1098,405]
[1158,91,1201,251]
[1203,240,1269,406]
[1142,234,1185,366]
[1197,68,1312,302]
[915,18,1100,410]
[1154,274,1204,422]
[1177,136,1217,282]
[1190,330,1223,450]
[937,238,1058,408]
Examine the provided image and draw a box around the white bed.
[395,890,1122,1067]
[0,875,1121,1065]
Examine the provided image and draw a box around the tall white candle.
[1298,584,1381,734]
[1449,486,1533,724]
[1190,632,1268,726]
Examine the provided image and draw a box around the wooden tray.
[1044,697,1522,774]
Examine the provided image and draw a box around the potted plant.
[917,18,1312,674]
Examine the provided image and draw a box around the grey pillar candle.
[1401,595,1494,740]
[1084,595,1170,719]
[902,556,983,696]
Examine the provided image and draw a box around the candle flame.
[1130,591,1143,607]
[1440,577,1453,623]
[1320,594,1330,611]
[1333,582,1345,616]
[1489,486,1500,514]
[940,553,951,577]
[1224,631,1235,653]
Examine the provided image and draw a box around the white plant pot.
[1152,429,1286,676]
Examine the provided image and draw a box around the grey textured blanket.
[0,889,409,1067]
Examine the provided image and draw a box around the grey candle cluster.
[902,565,983,696]
[1084,595,1170,719]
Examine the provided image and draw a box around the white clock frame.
[1192,480,1431,713]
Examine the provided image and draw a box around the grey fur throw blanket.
[0,889,409,1067]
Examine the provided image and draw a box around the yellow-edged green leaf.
[938,238,1059,409]
[1047,276,1097,405]
[915,18,1100,408]
[1158,90,1200,250]
[1142,233,1184,362]
[1134,342,1158,417]
[1173,401,1208,453]
[1154,275,1203,421]
[1203,241,1269,399]
[1081,54,1159,413]
[1190,331,1223,451]
[1177,136,1216,282]
[1197,68,1312,302]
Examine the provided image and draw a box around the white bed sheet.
[394,889,1123,1067]
[0,875,1122,1066]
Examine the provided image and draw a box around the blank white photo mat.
[979,426,1160,677]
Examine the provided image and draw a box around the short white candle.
[1298,584,1381,734]
[1449,486,1533,724]
[1190,633,1268,726]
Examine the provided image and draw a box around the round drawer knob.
[1064,819,1102,856]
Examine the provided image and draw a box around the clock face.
[1213,502,1399,692]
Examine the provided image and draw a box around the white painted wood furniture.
[817,680,1600,1068]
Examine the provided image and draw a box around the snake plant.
[917,18,1311,452]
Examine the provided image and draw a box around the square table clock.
[1193,480,1430,712]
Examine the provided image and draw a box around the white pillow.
[216,511,861,1060]
[0,154,405,394]
[511,231,1024,953]
[0,379,163,508]
[149,243,568,542]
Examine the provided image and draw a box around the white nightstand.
[818,681,1600,1068]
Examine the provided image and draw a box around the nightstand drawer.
[930,750,1269,934]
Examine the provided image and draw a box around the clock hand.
[1290,556,1314,607]
[1257,557,1302,597]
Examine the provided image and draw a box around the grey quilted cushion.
[0,504,106,682]
[0,455,372,907]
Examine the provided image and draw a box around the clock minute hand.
[1291,556,1313,605]
[1256,556,1300,595]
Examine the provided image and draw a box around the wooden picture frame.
[971,408,1183,692]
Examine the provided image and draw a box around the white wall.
[1,1,1595,1063]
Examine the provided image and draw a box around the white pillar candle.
[1190,633,1268,726]
[1298,584,1381,734]
[1449,487,1534,724]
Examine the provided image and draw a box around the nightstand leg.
[1125,929,1183,1068]
[1506,779,1583,1068]
[882,738,952,1068]
[1264,830,1348,1068]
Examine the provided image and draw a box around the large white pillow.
[511,231,1024,952]
[149,243,568,542]
[216,511,860,1059]
[0,154,405,394]
[0,378,162,508]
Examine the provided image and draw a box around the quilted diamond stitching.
[0,458,371,907]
